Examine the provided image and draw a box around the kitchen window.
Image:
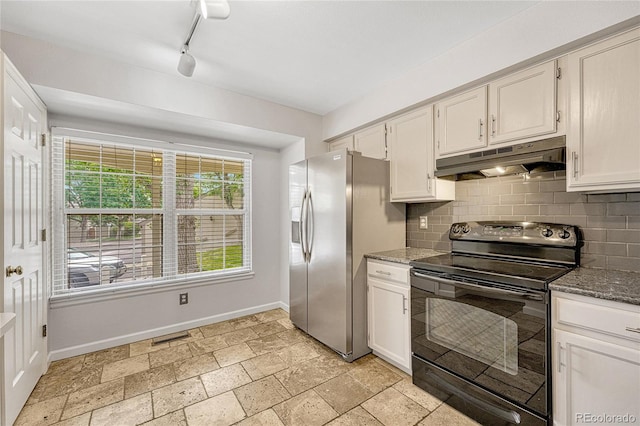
[51,129,252,297]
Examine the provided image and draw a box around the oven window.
[426,298,518,375]
[411,284,548,416]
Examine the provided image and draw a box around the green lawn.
[197,245,243,270]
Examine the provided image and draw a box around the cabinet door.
[328,135,354,152]
[435,86,487,157]
[388,107,455,202]
[367,277,410,371]
[355,124,387,159]
[553,329,640,426]
[388,106,434,201]
[567,28,640,193]
[489,61,557,145]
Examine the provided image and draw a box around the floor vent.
[152,331,190,345]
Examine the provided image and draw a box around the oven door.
[411,269,548,424]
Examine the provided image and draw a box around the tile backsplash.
[406,171,640,272]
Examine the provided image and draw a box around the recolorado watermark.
[576,413,637,424]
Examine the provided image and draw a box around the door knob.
[6,265,23,277]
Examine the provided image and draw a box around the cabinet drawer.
[367,260,409,285]
[555,295,640,343]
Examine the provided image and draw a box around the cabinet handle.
[625,327,640,334]
[375,270,391,276]
[491,115,496,136]
[427,173,432,192]
[556,341,562,373]
[571,151,579,179]
[478,119,484,139]
[402,296,408,314]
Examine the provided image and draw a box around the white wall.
[323,3,640,139]
[47,115,286,358]
[0,31,325,157]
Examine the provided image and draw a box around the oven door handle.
[411,271,545,301]
[426,371,522,424]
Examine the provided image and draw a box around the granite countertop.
[365,247,444,265]
[550,268,640,306]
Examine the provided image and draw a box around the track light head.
[199,0,230,19]
[177,46,196,77]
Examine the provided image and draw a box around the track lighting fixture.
[177,45,196,77]
[177,0,230,77]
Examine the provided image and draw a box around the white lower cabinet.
[367,259,411,373]
[552,292,640,426]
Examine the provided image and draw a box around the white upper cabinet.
[566,27,640,193]
[387,106,455,202]
[355,124,387,159]
[488,61,558,145]
[435,86,487,157]
[328,135,354,152]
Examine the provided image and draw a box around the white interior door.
[2,56,47,426]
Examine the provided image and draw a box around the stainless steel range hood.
[435,136,566,180]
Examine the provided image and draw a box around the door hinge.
[556,111,561,122]
[384,124,388,135]
[556,67,561,79]
[437,109,440,118]
[41,134,46,147]
[42,324,47,337]
[41,229,47,242]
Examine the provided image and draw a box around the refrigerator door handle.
[307,190,315,261]
[300,190,309,261]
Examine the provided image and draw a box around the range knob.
[462,224,470,234]
[451,224,462,234]
[559,229,571,239]
[541,228,554,238]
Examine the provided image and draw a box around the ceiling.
[0,0,540,116]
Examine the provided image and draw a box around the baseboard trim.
[48,301,290,361]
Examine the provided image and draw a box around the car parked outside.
[67,248,127,288]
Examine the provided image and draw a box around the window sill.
[49,271,255,309]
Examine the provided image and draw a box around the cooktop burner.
[411,253,573,291]
[410,221,582,292]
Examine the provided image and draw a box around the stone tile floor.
[16,309,479,426]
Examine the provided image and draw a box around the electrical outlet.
[179,293,188,305]
[419,216,428,230]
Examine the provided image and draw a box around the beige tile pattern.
[14,395,67,426]
[50,413,91,426]
[20,309,479,426]
[61,378,125,420]
[140,410,187,426]
[89,392,153,426]
[100,354,149,382]
[214,342,256,367]
[151,376,207,418]
[237,409,285,426]
[148,344,193,368]
[173,352,220,381]
[326,406,383,426]
[234,375,291,416]
[273,389,338,426]
[361,388,429,426]
[124,364,176,399]
[184,391,246,426]
[200,363,252,397]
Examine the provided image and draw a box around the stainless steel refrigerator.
[289,149,406,361]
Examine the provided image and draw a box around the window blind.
[51,128,252,296]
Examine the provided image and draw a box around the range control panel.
[449,221,580,247]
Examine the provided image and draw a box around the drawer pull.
[625,327,640,334]
[375,270,392,276]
